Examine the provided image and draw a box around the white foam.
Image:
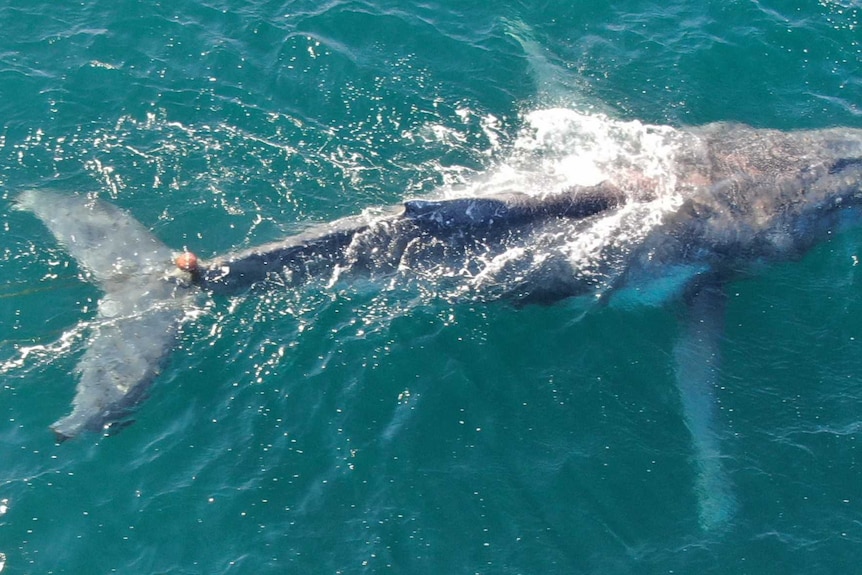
[438,107,686,202]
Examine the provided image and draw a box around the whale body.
[16,121,862,528]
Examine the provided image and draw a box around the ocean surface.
[1,0,862,573]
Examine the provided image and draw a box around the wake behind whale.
[13,111,862,530]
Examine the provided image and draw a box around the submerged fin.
[18,191,192,439]
[673,283,736,530]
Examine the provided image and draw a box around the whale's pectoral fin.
[17,190,192,440]
[673,282,736,530]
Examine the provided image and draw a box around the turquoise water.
[2,0,862,573]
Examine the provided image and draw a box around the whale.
[16,120,862,529]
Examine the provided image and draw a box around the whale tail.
[16,191,192,440]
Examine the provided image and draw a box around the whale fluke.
[17,190,193,440]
